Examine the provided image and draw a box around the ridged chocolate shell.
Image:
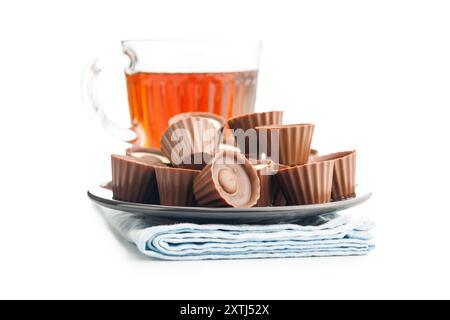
[154,166,200,206]
[256,124,314,166]
[275,160,334,205]
[125,146,171,165]
[168,112,226,129]
[160,117,223,170]
[111,155,160,204]
[256,174,273,207]
[312,150,356,201]
[273,188,287,206]
[272,164,289,206]
[251,159,276,207]
[227,111,284,131]
[227,111,283,156]
[222,127,238,146]
[193,151,260,208]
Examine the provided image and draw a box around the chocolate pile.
[111,111,356,208]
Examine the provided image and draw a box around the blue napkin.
[100,208,374,261]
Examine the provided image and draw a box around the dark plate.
[88,183,371,224]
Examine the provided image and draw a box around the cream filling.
[253,163,269,170]
[131,152,171,164]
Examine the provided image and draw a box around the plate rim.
[87,184,372,213]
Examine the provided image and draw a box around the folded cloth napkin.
[100,207,374,261]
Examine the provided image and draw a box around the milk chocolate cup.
[111,155,160,204]
[251,159,277,207]
[154,166,200,207]
[272,164,289,206]
[222,127,238,146]
[228,111,284,131]
[256,123,315,166]
[193,151,260,208]
[276,160,334,205]
[312,150,356,201]
[160,117,223,170]
[227,111,284,156]
[168,112,226,129]
[126,146,171,166]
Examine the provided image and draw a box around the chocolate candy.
[193,151,260,208]
[255,123,314,166]
[161,116,223,170]
[227,111,283,158]
[154,166,200,206]
[110,110,355,208]
[111,155,160,204]
[271,163,289,206]
[227,111,284,132]
[251,159,277,207]
[276,160,334,205]
[310,150,356,201]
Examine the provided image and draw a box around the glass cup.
[82,40,262,148]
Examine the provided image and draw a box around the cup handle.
[81,58,137,144]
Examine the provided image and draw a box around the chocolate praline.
[111,154,160,204]
[160,116,223,170]
[227,111,284,158]
[276,160,334,205]
[193,151,260,208]
[255,123,315,166]
[310,150,356,201]
[154,166,200,207]
[251,159,277,207]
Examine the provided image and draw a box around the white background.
[1,0,449,299]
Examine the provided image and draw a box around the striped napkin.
[98,207,374,261]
